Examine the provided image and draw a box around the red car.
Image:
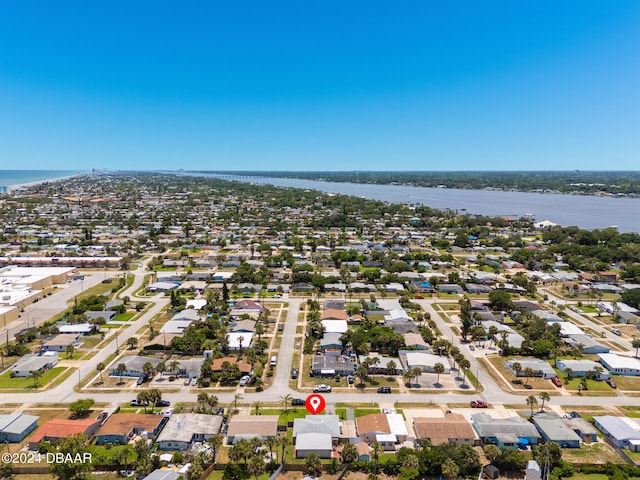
[470,400,488,408]
[551,377,563,387]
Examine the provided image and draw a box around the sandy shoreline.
[7,172,87,191]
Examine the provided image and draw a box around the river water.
[196,173,640,233]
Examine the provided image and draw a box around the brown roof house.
[413,413,476,446]
[226,415,279,444]
[28,418,100,450]
[95,414,163,445]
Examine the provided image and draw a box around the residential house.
[110,355,161,378]
[156,414,223,450]
[556,360,609,380]
[564,334,610,354]
[27,418,100,450]
[226,415,279,444]
[505,358,556,379]
[42,334,80,352]
[599,354,640,376]
[413,413,476,446]
[0,413,39,442]
[532,412,581,448]
[295,433,332,458]
[403,333,429,350]
[563,417,598,443]
[399,350,450,374]
[471,413,541,449]
[594,415,640,452]
[312,354,356,377]
[356,413,407,451]
[11,352,58,377]
[95,413,163,445]
[320,333,343,354]
[226,332,254,351]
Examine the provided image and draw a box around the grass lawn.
[566,378,613,391]
[74,281,117,303]
[611,375,640,391]
[572,474,610,480]
[114,313,135,321]
[259,407,309,425]
[561,441,624,464]
[0,367,67,389]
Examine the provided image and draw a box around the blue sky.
[1,1,639,171]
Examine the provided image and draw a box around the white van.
[270,355,277,366]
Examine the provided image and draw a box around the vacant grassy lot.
[561,441,624,464]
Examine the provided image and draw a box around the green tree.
[115,363,127,384]
[66,344,75,359]
[248,454,266,480]
[127,337,138,350]
[29,370,42,389]
[96,362,105,384]
[341,442,357,463]
[281,394,293,413]
[633,336,640,358]
[69,398,95,417]
[49,434,93,480]
[303,453,323,478]
[488,290,514,311]
[526,395,538,417]
[539,391,550,412]
[434,362,445,386]
[442,457,460,479]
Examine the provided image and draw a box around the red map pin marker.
[305,394,326,415]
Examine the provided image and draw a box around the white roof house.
[387,413,408,439]
[295,432,332,459]
[598,354,640,376]
[321,319,348,334]
[58,323,95,335]
[401,351,450,374]
[594,415,640,451]
[551,321,585,337]
[186,299,207,310]
[226,332,254,350]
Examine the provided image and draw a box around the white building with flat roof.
[598,354,640,376]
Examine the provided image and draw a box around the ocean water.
[0,170,83,188]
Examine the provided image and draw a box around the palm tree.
[197,392,210,412]
[403,370,414,387]
[387,359,397,375]
[248,454,265,480]
[278,435,290,464]
[264,436,277,461]
[433,362,445,386]
[238,335,245,352]
[280,394,293,413]
[168,360,180,376]
[356,364,368,386]
[526,395,538,418]
[442,457,460,479]
[115,363,127,384]
[412,367,423,386]
[252,401,263,415]
[633,336,640,358]
[371,442,383,474]
[96,362,105,384]
[233,393,243,413]
[114,448,133,473]
[459,358,471,386]
[512,362,522,378]
[564,367,574,383]
[207,435,222,463]
[66,344,75,359]
[539,391,550,412]
[30,370,42,389]
[523,367,534,387]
